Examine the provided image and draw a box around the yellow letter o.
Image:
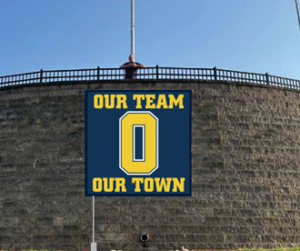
[119,112,159,175]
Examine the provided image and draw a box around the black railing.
[0,66,300,90]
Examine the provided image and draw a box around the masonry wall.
[1,81,300,251]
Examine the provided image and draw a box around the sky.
[1,0,300,79]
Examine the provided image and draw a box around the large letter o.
[119,112,159,175]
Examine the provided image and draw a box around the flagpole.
[131,0,135,57]
[295,0,300,34]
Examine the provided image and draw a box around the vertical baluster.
[265,73,270,85]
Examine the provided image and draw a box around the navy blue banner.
[85,90,191,196]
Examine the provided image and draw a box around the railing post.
[213,67,217,81]
[156,65,159,80]
[40,69,43,83]
[97,66,100,81]
[265,73,270,85]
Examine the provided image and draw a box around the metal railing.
[1,66,300,90]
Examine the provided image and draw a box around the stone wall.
[1,80,300,251]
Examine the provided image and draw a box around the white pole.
[91,196,97,251]
[131,0,135,57]
[295,0,300,34]
[93,196,95,242]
